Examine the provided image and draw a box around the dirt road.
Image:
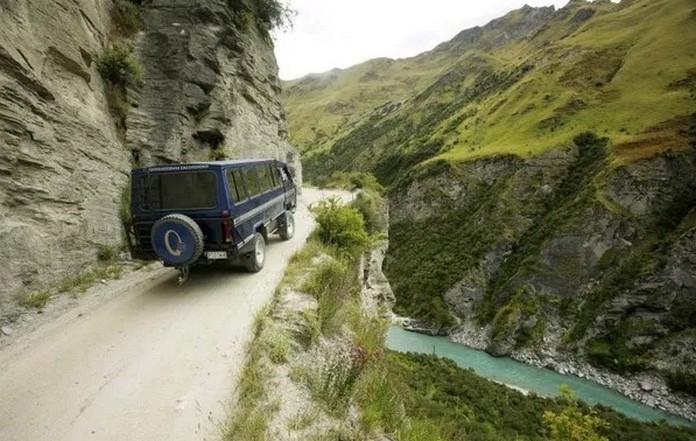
[0,188,351,441]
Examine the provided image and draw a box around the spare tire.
[151,214,204,266]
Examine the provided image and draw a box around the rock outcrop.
[0,0,300,317]
[127,0,300,181]
[0,0,130,313]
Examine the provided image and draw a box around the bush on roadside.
[15,289,52,309]
[351,190,388,235]
[311,198,370,253]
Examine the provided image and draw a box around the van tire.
[244,233,265,273]
[279,212,295,241]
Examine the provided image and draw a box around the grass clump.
[112,0,142,37]
[15,264,126,310]
[355,367,405,433]
[98,43,142,132]
[98,244,122,262]
[223,308,274,441]
[16,289,52,309]
[58,265,124,295]
[266,325,292,364]
[302,258,354,334]
[312,345,367,414]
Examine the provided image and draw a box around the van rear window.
[140,171,218,210]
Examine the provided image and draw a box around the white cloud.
[273,0,572,80]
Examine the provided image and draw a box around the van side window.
[258,165,274,192]
[243,167,261,197]
[232,169,249,201]
[274,167,284,186]
[226,169,240,201]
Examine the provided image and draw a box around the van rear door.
[137,167,225,245]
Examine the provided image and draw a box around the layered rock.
[0,0,301,317]
[127,0,300,181]
[0,0,130,312]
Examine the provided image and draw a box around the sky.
[273,0,574,80]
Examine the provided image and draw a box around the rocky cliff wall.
[127,0,300,181]
[385,144,696,418]
[0,0,130,313]
[0,0,300,317]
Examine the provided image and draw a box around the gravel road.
[0,188,351,441]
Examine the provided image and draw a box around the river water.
[386,326,694,426]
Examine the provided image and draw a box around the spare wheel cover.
[151,214,204,266]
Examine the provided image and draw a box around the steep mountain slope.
[283,0,696,413]
[283,0,695,185]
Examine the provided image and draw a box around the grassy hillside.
[282,0,696,185]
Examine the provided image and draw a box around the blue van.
[123,159,297,280]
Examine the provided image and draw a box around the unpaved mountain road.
[0,188,351,441]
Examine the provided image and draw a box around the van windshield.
[140,171,218,210]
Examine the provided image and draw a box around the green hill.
[282,0,696,186]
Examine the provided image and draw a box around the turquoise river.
[386,326,694,426]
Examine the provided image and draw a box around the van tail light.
[221,210,233,243]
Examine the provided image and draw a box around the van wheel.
[244,233,265,273]
[279,212,295,241]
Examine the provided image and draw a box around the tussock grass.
[58,265,124,296]
[15,264,126,310]
[15,290,52,309]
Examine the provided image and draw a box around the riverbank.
[449,320,696,422]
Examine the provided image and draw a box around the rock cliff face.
[385,144,696,417]
[0,0,130,313]
[127,0,300,180]
[0,0,299,316]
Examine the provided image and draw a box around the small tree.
[543,385,609,441]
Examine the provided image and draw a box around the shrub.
[252,0,295,30]
[98,244,121,262]
[113,0,141,37]
[351,190,387,235]
[356,366,405,432]
[98,43,142,89]
[311,198,369,253]
[229,0,295,31]
[543,386,609,441]
[664,370,696,397]
[326,171,384,193]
